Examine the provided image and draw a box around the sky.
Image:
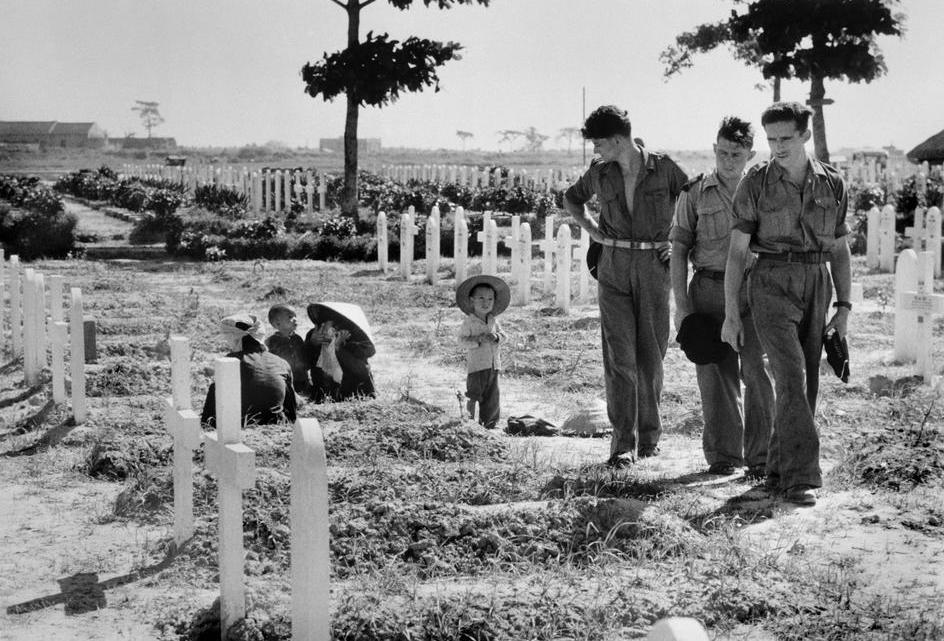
[1,0,941,153]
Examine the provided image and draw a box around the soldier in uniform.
[721,102,851,506]
[670,116,774,477]
[563,105,688,467]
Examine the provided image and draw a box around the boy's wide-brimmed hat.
[675,313,734,365]
[456,275,511,316]
[307,302,376,356]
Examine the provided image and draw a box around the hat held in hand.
[823,328,849,383]
[675,313,734,365]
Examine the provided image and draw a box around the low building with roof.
[0,121,107,148]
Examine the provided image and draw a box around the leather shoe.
[637,445,660,459]
[745,465,766,480]
[784,485,817,506]
[606,453,635,469]
[708,462,738,475]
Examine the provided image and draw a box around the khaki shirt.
[732,157,849,253]
[565,147,689,241]
[669,170,735,272]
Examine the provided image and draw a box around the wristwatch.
[832,301,852,311]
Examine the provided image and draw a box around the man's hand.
[721,315,744,352]
[657,244,672,264]
[824,307,850,340]
[588,227,604,244]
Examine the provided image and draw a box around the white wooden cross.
[555,224,573,313]
[377,211,389,272]
[318,175,327,211]
[284,170,293,210]
[924,206,942,278]
[454,207,469,285]
[69,287,87,424]
[878,204,896,273]
[865,206,880,269]
[9,254,21,357]
[264,170,272,212]
[204,357,256,638]
[572,227,591,301]
[904,206,926,252]
[50,321,67,403]
[534,214,557,294]
[251,171,262,214]
[426,206,441,285]
[22,269,37,385]
[290,418,330,641]
[399,211,419,279]
[894,249,919,362]
[164,336,203,547]
[515,222,532,305]
[477,216,499,276]
[900,251,944,384]
[499,215,521,284]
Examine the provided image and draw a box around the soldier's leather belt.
[695,269,726,280]
[599,238,671,250]
[758,251,830,264]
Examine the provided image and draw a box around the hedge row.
[0,174,77,260]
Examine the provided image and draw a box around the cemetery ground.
[2,251,944,641]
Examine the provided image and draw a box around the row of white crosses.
[2,251,87,423]
[120,164,329,216]
[894,250,944,385]
[163,338,329,640]
[377,207,593,311]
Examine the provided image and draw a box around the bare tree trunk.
[809,73,830,164]
[341,1,360,218]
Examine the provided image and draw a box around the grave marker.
[535,214,557,294]
[899,251,944,383]
[164,336,203,547]
[865,206,880,269]
[500,215,521,284]
[926,206,942,278]
[70,288,87,424]
[51,321,67,403]
[516,222,532,305]
[454,208,469,285]
[878,205,896,273]
[573,227,591,301]
[23,269,38,385]
[399,211,419,279]
[290,418,330,641]
[377,211,389,271]
[426,207,441,285]
[10,255,21,357]
[204,357,256,638]
[478,218,499,276]
[555,224,573,312]
[274,170,283,213]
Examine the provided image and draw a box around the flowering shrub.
[0,175,76,259]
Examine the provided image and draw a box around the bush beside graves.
[0,174,77,259]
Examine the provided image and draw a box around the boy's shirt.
[265,332,311,391]
[458,314,504,373]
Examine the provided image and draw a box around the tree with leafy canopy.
[660,0,905,163]
[131,100,164,139]
[302,0,490,217]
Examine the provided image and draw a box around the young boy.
[265,304,312,394]
[456,275,510,429]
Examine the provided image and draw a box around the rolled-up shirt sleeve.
[669,189,696,247]
[564,168,594,206]
[731,175,758,236]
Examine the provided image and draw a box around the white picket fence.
[120,163,329,215]
[378,163,583,194]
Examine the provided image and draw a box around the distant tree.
[456,130,474,149]
[302,0,491,217]
[496,127,547,152]
[556,127,580,153]
[660,0,905,163]
[131,101,164,139]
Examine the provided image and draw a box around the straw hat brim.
[306,302,376,356]
[456,275,511,316]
